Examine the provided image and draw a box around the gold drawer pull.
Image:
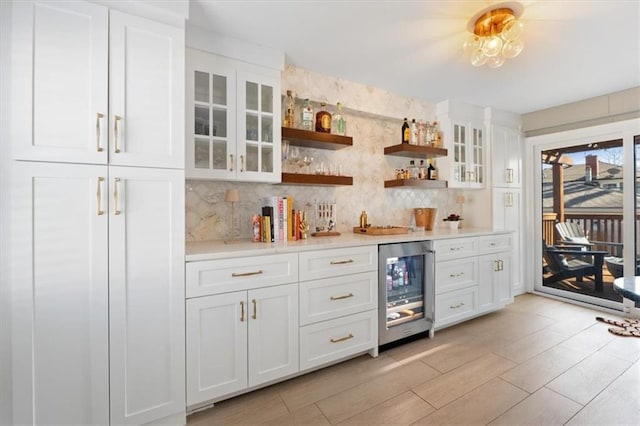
[96,112,104,152]
[450,302,465,309]
[330,293,354,301]
[449,272,464,278]
[114,115,122,153]
[232,270,263,277]
[449,247,463,251]
[330,259,354,265]
[240,301,245,322]
[96,177,104,215]
[330,333,354,343]
[113,177,121,215]
[252,299,257,320]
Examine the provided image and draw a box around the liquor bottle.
[418,159,427,179]
[417,120,425,146]
[408,160,418,179]
[332,102,347,135]
[315,102,332,133]
[301,98,314,131]
[283,90,295,128]
[427,159,437,180]
[401,118,410,144]
[410,119,418,144]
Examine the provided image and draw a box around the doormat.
[596,317,640,337]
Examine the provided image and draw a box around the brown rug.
[596,317,640,337]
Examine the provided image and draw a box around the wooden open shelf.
[384,143,447,158]
[281,172,353,186]
[384,179,448,189]
[282,127,352,150]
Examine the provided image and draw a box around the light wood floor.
[187,294,640,425]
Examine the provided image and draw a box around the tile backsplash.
[186,64,467,242]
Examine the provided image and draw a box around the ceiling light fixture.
[463,2,524,68]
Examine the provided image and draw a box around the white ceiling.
[187,0,640,114]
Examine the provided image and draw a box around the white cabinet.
[11,162,185,425]
[12,1,184,168]
[436,101,486,189]
[478,234,514,312]
[186,284,298,407]
[491,124,522,187]
[186,48,281,182]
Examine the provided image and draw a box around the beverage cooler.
[378,241,435,345]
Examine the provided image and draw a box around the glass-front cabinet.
[186,49,281,182]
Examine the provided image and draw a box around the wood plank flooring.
[187,294,640,425]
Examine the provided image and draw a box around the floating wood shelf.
[281,173,353,186]
[282,127,352,150]
[384,144,447,158]
[384,179,448,189]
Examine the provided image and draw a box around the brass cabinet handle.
[494,260,500,272]
[505,192,513,207]
[231,270,263,277]
[113,178,121,215]
[449,272,464,278]
[507,168,514,183]
[240,155,244,172]
[229,154,234,171]
[252,299,257,320]
[330,333,354,343]
[96,113,104,152]
[499,260,504,271]
[330,259,354,265]
[330,293,354,301]
[450,302,465,309]
[449,247,463,252]
[114,115,122,153]
[96,177,104,215]
[240,301,245,322]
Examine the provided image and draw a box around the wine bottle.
[427,159,437,180]
[401,118,410,144]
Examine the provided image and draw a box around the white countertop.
[186,227,510,262]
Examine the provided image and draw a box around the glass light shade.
[463,35,482,54]
[502,38,524,58]
[501,20,524,41]
[482,36,503,57]
[487,55,505,68]
[470,48,488,67]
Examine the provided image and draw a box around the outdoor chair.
[555,221,623,257]
[542,241,608,292]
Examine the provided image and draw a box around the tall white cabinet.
[9,1,185,425]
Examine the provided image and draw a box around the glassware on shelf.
[288,146,300,173]
[281,139,290,172]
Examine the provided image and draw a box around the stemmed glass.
[299,155,313,174]
[289,146,300,173]
[281,140,290,172]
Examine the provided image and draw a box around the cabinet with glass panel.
[186,49,281,182]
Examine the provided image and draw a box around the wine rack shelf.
[282,127,352,150]
[384,144,447,158]
[281,173,353,186]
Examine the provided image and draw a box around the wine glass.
[299,155,313,174]
[281,140,289,172]
[289,146,300,173]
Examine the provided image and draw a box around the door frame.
[525,118,640,309]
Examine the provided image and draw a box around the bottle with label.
[332,102,347,135]
[315,102,332,133]
[417,120,425,145]
[359,210,368,228]
[408,160,418,179]
[301,98,314,131]
[410,119,418,144]
[283,90,295,128]
[418,160,427,179]
[427,159,437,180]
[401,118,410,144]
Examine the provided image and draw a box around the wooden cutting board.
[353,226,409,235]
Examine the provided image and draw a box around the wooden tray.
[353,226,409,235]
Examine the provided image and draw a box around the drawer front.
[299,310,377,371]
[300,271,377,326]
[186,253,298,298]
[299,246,376,282]
[435,258,478,294]
[435,287,478,328]
[433,237,478,261]
[479,234,512,255]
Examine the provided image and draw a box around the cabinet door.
[248,284,299,387]
[496,252,514,304]
[186,292,248,406]
[12,1,108,164]
[109,167,185,424]
[237,71,282,183]
[109,11,184,169]
[186,49,237,180]
[449,122,468,187]
[11,161,109,425]
[467,121,485,188]
[492,125,522,187]
[478,254,499,311]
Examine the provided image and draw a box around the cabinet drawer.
[435,258,478,294]
[186,253,298,298]
[479,234,512,254]
[299,246,376,282]
[299,310,377,371]
[433,237,478,261]
[435,287,477,328]
[300,271,377,326]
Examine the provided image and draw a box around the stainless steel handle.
[240,301,245,322]
[96,113,104,152]
[330,259,354,265]
[252,299,257,320]
[113,178,121,215]
[114,115,122,153]
[240,155,244,172]
[96,177,104,215]
[229,154,234,172]
[330,333,354,343]
[330,293,354,301]
[450,302,465,309]
[231,270,263,277]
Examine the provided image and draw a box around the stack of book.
[257,196,306,243]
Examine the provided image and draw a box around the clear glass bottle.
[332,102,347,135]
[418,159,427,179]
[410,119,418,144]
[408,160,418,179]
[417,120,425,146]
[283,90,295,128]
[315,102,332,133]
[301,98,314,131]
